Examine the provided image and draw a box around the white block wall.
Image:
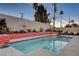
[0,14,51,32]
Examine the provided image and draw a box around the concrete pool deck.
[26,48,56,56]
[57,36,79,56]
[0,46,24,56]
[0,35,79,56]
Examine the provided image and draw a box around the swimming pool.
[10,35,71,54]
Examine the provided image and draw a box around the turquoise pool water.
[10,35,71,54]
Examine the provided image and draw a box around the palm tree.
[70,20,74,24]
[69,20,71,25]
[59,10,64,28]
[53,3,57,31]
[32,3,38,11]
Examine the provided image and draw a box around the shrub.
[32,29,37,32]
[45,29,52,32]
[77,33,79,35]
[19,30,26,33]
[27,29,32,33]
[68,33,74,35]
[13,31,19,34]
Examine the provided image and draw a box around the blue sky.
[0,3,79,27]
